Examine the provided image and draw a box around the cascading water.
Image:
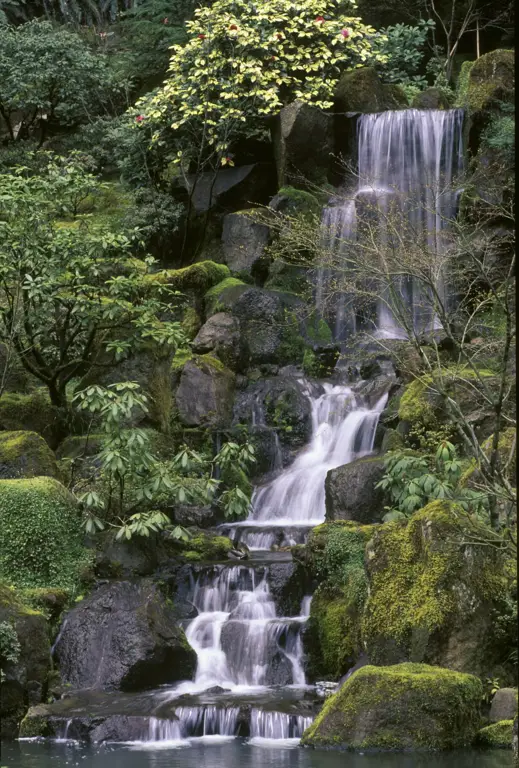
[226,383,388,550]
[320,108,465,339]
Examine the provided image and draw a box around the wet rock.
[489,688,518,723]
[176,356,235,428]
[171,504,217,529]
[89,716,151,743]
[412,87,452,109]
[54,580,196,692]
[192,312,246,371]
[325,456,386,524]
[272,101,333,187]
[315,681,339,699]
[268,562,308,617]
[222,210,271,278]
[301,663,483,750]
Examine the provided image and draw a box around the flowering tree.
[135,0,386,250]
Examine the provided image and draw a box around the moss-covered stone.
[181,306,202,340]
[334,67,408,113]
[274,186,322,216]
[0,583,51,739]
[204,277,248,316]
[301,663,483,750]
[0,431,58,480]
[174,532,234,562]
[461,49,515,112]
[18,705,53,739]
[362,501,513,677]
[412,87,452,109]
[145,260,231,297]
[398,378,436,428]
[0,477,92,590]
[0,391,60,447]
[476,720,514,748]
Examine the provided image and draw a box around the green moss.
[171,347,194,374]
[476,720,514,748]
[0,391,59,444]
[18,706,52,738]
[172,532,234,562]
[0,477,92,590]
[455,59,476,107]
[307,317,333,345]
[181,306,202,340]
[264,261,309,295]
[0,431,58,479]
[204,277,247,315]
[277,186,321,216]
[147,261,230,296]
[362,501,507,665]
[302,663,483,750]
[398,378,436,427]
[277,310,307,365]
[463,49,515,112]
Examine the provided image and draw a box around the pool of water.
[1,740,515,768]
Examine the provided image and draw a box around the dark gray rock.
[171,504,218,529]
[268,562,308,617]
[182,163,276,213]
[192,313,246,371]
[412,87,452,109]
[489,688,518,723]
[222,210,271,277]
[54,580,196,692]
[325,456,386,523]
[176,357,235,428]
[272,101,333,187]
[231,288,285,365]
[89,716,152,743]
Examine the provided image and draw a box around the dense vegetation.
[0,0,515,751]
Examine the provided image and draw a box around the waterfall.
[248,710,313,744]
[225,383,387,549]
[320,108,464,340]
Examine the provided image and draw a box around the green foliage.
[375,20,434,89]
[377,441,487,521]
[137,0,387,177]
[0,154,185,408]
[0,20,123,143]
[0,619,20,681]
[0,477,92,589]
[480,106,515,169]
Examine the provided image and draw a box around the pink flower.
[315,16,325,22]
[197,33,206,39]
[340,28,350,38]
[163,17,168,24]
[135,115,144,123]
[229,24,238,30]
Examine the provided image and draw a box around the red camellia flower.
[163,17,168,24]
[197,33,206,39]
[315,16,325,22]
[270,55,277,61]
[341,28,350,38]
[229,23,238,30]
[135,115,144,123]
[276,33,283,39]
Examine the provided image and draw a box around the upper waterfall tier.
[320,108,465,341]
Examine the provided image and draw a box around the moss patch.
[204,277,248,315]
[146,261,230,296]
[0,431,58,479]
[301,663,483,750]
[462,49,515,112]
[0,391,60,446]
[0,477,92,590]
[171,531,234,562]
[476,720,514,748]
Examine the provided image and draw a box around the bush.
[0,477,92,590]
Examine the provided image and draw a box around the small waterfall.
[171,565,308,694]
[249,710,313,742]
[320,108,464,339]
[226,383,387,548]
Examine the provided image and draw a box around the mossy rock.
[412,87,453,109]
[181,306,202,340]
[18,705,54,739]
[462,49,515,113]
[476,720,514,748]
[334,67,408,113]
[362,501,513,677]
[0,391,61,448]
[174,532,234,562]
[145,261,231,297]
[271,186,322,217]
[264,261,310,296]
[204,277,248,316]
[301,663,483,750]
[0,583,51,739]
[0,477,92,590]
[0,431,58,479]
[0,342,31,393]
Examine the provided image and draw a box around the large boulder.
[268,562,309,617]
[181,163,276,213]
[0,431,58,479]
[272,101,333,187]
[301,663,483,750]
[0,584,51,739]
[0,477,90,590]
[221,210,271,279]
[362,501,516,680]
[489,688,518,723]
[412,87,452,109]
[53,580,196,692]
[175,355,235,428]
[192,313,246,371]
[462,49,514,115]
[0,391,62,449]
[334,67,408,113]
[325,456,385,523]
[476,720,514,748]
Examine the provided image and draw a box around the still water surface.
[1,740,515,768]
